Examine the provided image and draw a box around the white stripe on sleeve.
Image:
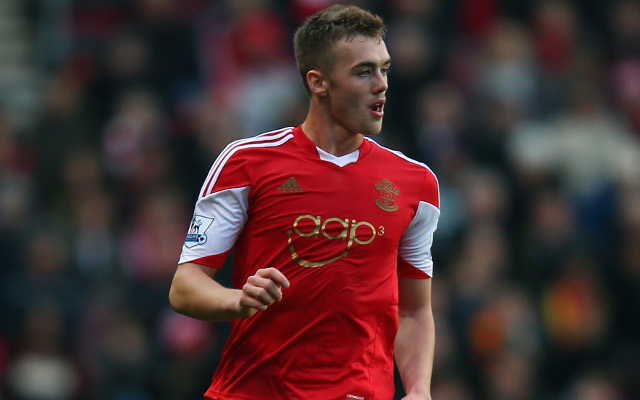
[179,186,250,264]
[398,200,440,277]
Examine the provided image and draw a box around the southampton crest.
[184,215,214,248]
[375,179,399,212]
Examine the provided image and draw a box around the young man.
[169,5,439,400]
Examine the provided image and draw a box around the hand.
[238,267,290,317]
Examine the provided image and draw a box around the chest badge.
[375,179,399,212]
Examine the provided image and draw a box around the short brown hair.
[293,5,386,95]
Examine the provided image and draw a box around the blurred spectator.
[414,82,468,176]
[609,0,640,58]
[119,187,189,316]
[564,369,622,400]
[34,71,100,207]
[452,223,510,300]
[2,228,82,331]
[431,374,474,400]
[384,13,442,154]
[72,189,118,281]
[508,83,640,218]
[96,308,153,399]
[6,303,81,400]
[532,0,581,115]
[101,88,171,199]
[197,0,304,137]
[476,19,536,116]
[484,349,537,400]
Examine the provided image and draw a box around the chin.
[362,122,383,135]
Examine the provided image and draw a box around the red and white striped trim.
[201,127,294,197]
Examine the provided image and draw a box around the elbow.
[168,281,188,315]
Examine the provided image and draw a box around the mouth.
[369,99,385,118]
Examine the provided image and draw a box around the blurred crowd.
[1,0,639,399]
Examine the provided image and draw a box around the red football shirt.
[179,126,440,400]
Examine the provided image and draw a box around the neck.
[301,99,364,157]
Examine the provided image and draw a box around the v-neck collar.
[293,125,371,167]
[316,146,359,167]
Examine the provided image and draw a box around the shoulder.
[200,127,295,196]
[365,138,438,181]
[220,127,296,161]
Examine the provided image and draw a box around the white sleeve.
[178,186,250,265]
[398,200,440,277]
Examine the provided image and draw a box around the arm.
[169,262,290,322]
[395,276,435,400]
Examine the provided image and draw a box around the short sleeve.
[397,168,440,278]
[178,142,252,268]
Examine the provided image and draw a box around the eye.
[357,69,371,77]
[381,67,390,76]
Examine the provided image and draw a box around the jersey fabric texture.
[179,126,440,400]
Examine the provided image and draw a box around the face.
[325,34,391,136]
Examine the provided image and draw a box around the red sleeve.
[397,257,432,279]
[187,249,232,269]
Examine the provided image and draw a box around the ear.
[307,70,329,97]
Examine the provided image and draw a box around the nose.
[373,70,388,94]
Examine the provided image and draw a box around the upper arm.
[176,262,218,279]
[169,262,220,313]
[398,276,432,316]
[170,262,218,296]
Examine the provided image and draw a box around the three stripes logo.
[278,177,303,193]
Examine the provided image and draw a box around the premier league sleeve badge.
[184,215,215,248]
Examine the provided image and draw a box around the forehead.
[333,34,390,66]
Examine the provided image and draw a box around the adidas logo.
[278,177,303,193]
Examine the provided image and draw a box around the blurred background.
[1,0,639,399]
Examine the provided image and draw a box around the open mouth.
[370,99,385,116]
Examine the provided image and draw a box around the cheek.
[335,101,366,133]
[340,90,364,114]
[331,91,360,119]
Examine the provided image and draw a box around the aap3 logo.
[287,214,384,268]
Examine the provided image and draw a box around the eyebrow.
[352,59,392,69]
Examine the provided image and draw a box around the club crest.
[375,179,399,212]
